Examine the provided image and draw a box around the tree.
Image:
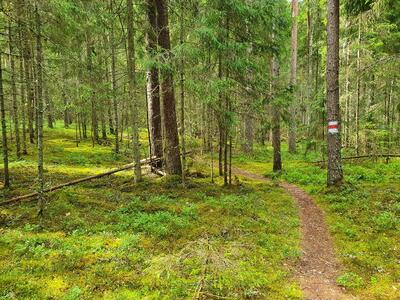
[146,0,163,161]
[326,0,343,186]
[178,0,187,184]
[0,50,10,188]
[271,52,282,173]
[8,21,21,159]
[35,4,45,214]
[155,0,182,175]
[109,0,119,154]
[288,0,298,154]
[126,0,142,182]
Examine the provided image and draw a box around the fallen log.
[152,168,167,177]
[311,154,400,164]
[0,156,160,207]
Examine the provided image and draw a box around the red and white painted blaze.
[328,121,339,134]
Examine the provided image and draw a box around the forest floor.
[0,124,301,299]
[232,167,350,300]
[0,124,399,299]
[234,146,400,300]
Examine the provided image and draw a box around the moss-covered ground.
[0,125,302,299]
[234,143,400,300]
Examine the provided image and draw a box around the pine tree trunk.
[127,0,142,182]
[146,0,162,160]
[155,0,182,175]
[288,0,298,154]
[20,3,35,144]
[271,53,282,173]
[355,16,362,155]
[35,5,45,213]
[19,40,28,155]
[109,0,119,153]
[326,0,343,186]
[8,22,21,159]
[344,21,350,148]
[217,51,224,177]
[0,51,10,188]
[86,39,99,143]
[179,4,186,184]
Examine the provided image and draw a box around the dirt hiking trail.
[232,167,353,300]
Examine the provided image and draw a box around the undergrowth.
[0,125,301,299]
[234,142,400,300]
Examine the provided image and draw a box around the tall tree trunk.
[218,51,224,177]
[19,36,28,155]
[86,38,99,143]
[179,3,186,184]
[288,0,298,154]
[271,54,282,173]
[0,51,10,188]
[155,0,182,175]
[8,22,21,159]
[306,0,313,134]
[355,16,362,155]
[110,0,119,153]
[326,0,343,186]
[127,0,142,182]
[344,20,350,148]
[146,0,162,160]
[16,0,28,154]
[20,2,35,144]
[35,5,45,214]
[32,47,38,143]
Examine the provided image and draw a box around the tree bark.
[155,0,182,175]
[35,5,45,213]
[18,35,28,155]
[288,0,298,154]
[86,38,99,143]
[109,0,119,153]
[326,0,343,186]
[146,0,163,160]
[271,54,282,173]
[0,51,10,188]
[8,21,21,159]
[344,20,350,148]
[20,1,35,144]
[127,0,142,182]
[179,3,186,184]
[355,16,362,155]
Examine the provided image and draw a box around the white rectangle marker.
[328,121,339,134]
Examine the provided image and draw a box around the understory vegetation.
[0,126,301,299]
[0,0,399,299]
[235,145,400,299]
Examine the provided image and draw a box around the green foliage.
[337,272,365,289]
[233,143,400,299]
[0,128,301,299]
[344,0,375,16]
[373,212,398,231]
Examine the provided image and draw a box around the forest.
[0,0,399,299]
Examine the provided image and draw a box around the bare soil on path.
[232,167,353,300]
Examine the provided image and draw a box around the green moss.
[0,127,301,299]
[234,141,400,299]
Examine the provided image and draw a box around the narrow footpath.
[233,167,353,300]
